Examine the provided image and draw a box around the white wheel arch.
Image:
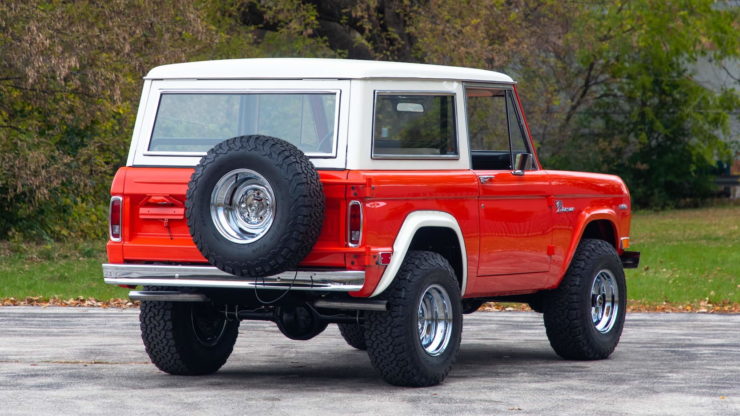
[370,211,468,297]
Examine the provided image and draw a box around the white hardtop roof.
[145,58,514,83]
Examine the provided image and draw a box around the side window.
[372,93,458,158]
[466,87,530,170]
[466,89,508,152]
[507,92,528,153]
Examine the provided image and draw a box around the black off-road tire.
[527,293,545,313]
[140,287,239,375]
[337,322,367,350]
[364,251,462,387]
[543,239,627,360]
[186,135,324,277]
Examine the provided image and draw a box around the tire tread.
[139,286,239,375]
[337,322,367,351]
[185,135,324,277]
[365,251,461,387]
[543,239,626,360]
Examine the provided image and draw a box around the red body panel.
[346,170,479,297]
[548,170,630,279]
[107,168,356,269]
[471,169,552,296]
[107,166,631,298]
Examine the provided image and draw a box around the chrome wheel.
[591,269,619,334]
[210,168,275,244]
[417,284,453,356]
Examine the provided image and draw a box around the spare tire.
[185,135,324,277]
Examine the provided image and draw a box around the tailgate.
[107,167,350,268]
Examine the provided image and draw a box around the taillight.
[347,200,363,247]
[109,196,122,242]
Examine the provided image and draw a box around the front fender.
[557,208,620,279]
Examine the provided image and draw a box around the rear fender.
[370,211,467,297]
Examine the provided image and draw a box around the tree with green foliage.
[0,1,221,239]
[0,0,343,240]
[411,0,739,207]
[558,0,739,208]
[0,0,737,241]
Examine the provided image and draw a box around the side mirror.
[512,153,532,176]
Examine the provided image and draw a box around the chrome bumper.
[103,264,364,292]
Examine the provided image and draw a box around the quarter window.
[372,93,458,158]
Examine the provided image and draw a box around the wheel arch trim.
[370,210,467,297]
[558,208,621,279]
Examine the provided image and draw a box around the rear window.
[148,92,338,156]
[372,93,458,159]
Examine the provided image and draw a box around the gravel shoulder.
[0,307,738,415]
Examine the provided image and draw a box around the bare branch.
[720,63,740,83]
[563,61,596,126]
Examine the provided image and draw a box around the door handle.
[479,176,495,184]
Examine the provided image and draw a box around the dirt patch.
[479,300,739,313]
[1,296,139,308]
[2,297,737,313]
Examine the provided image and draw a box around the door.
[466,86,553,276]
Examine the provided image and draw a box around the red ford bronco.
[103,58,639,386]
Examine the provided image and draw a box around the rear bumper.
[620,251,640,269]
[102,264,364,292]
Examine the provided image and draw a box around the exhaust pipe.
[129,291,209,302]
[313,299,387,312]
[128,290,387,312]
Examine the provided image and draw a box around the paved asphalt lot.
[0,307,737,416]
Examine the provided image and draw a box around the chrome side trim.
[103,264,364,292]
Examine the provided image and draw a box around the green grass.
[0,205,738,305]
[626,205,739,306]
[0,240,128,301]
